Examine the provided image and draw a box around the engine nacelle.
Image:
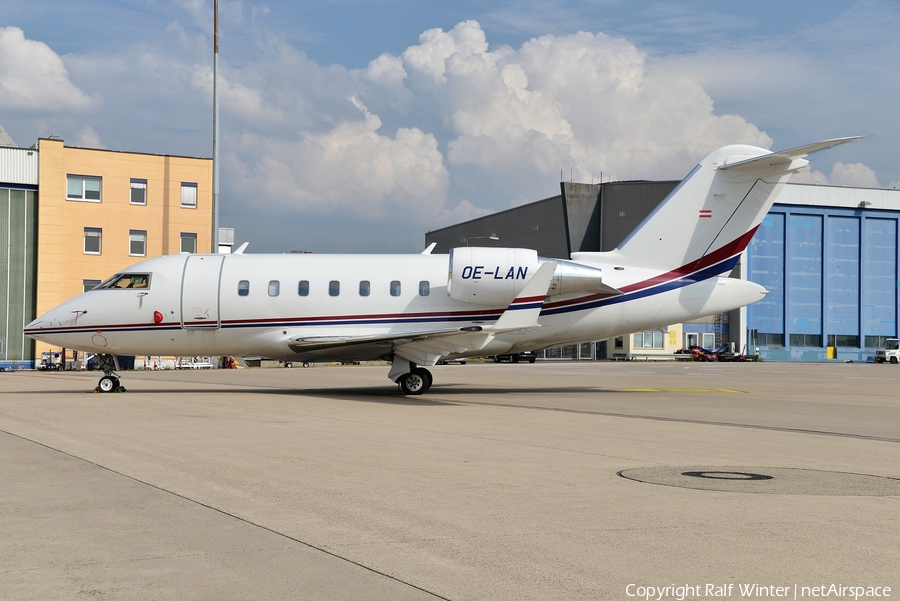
[448,248,541,305]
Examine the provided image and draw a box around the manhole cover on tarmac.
[617,466,900,496]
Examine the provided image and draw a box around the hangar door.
[181,255,225,330]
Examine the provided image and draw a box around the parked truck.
[875,338,900,364]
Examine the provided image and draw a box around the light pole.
[211,0,219,252]
[465,235,499,246]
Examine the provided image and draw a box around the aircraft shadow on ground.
[10,382,618,406]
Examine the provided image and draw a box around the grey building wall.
[426,195,571,258]
[598,180,679,251]
[426,180,679,258]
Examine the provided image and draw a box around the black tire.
[528,357,536,363]
[302,362,310,368]
[512,355,520,363]
[891,357,898,365]
[876,358,884,364]
[98,376,116,393]
[414,367,433,392]
[284,362,293,368]
[399,371,428,395]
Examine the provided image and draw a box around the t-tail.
[612,137,863,273]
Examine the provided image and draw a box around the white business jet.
[26,138,860,394]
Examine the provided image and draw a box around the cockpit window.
[95,273,151,290]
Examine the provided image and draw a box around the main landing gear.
[398,368,433,395]
[389,356,433,395]
[94,354,125,393]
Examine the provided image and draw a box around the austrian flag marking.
[699,209,712,219]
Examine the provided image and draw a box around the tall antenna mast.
[211,0,220,252]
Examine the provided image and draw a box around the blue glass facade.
[747,205,899,361]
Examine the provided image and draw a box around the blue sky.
[1,0,898,253]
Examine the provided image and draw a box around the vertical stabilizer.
[615,137,862,273]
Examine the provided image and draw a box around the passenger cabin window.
[298,280,309,296]
[268,280,280,297]
[419,281,430,296]
[96,273,151,290]
[238,280,249,296]
[329,281,340,296]
[359,281,370,296]
[390,281,401,297]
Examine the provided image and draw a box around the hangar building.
[0,131,212,369]
[426,180,900,362]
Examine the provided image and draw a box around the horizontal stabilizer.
[718,136,864,173]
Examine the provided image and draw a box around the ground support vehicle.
[875,339,900,364]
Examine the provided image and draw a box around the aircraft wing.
[287,326,484,354]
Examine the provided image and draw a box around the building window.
[390,281,401,297]
[84,228,102,254]
[67,175,102,202]
[238,280,249,296]
[180,232,197,253]
[635,330,664,349]
[419,281,430,296]
[268,280,280,297]
[865,335,893,348]
[329,281,340,296]
[130,179,147,205]
[181,182,197,208]
[753,333,784,347]
[833,335,859,348]
[789,334,822,347]
[298,280,309,296]
[614,336,623,349]
[129,230,147,256]
[359,281,370,296]
[83,279,101,292]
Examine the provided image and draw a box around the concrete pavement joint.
[0,428,454,601]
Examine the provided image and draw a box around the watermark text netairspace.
[625,583,892,600]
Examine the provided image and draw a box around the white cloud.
[231,99,449,220]
[393,24,770,185]
[0,27,94,111]
[792,163,882,188]
[828,162,880,188]
[74,125,105,149]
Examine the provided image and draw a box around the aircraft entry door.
[181,255,225,330]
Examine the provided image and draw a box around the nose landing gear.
[94,354,126,393]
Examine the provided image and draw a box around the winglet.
[421,242,437,255]
[490,262,556,331]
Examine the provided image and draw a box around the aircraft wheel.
[399,371,428,395]
[414,367,433,392]
[98,376,117,393]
